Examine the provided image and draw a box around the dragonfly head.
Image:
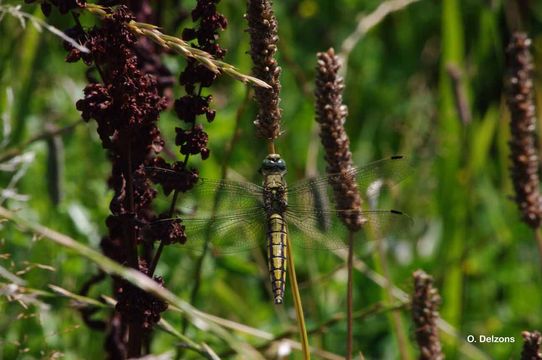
[260,154,287,176]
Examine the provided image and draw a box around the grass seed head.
[506,32,542,229]
[412,270,444,360]
[247,0,282,140]
[315,48,363,232]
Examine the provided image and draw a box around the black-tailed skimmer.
[146,154,412,304]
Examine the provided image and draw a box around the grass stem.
[535,228,542,270]
[286,236,311,360]
[346,231,354,360]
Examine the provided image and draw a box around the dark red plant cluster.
[118,0,176,99]
[150,0,227,196]
[62,2,228,355]
[29,0,227,357]
[63,5,174,357]
[115,259,168,331]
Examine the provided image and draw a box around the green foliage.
[1,0,542,359]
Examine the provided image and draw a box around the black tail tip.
[274,297,283,305]
[390,155,404,160]
[390,209,404,215]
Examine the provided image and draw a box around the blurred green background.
[1,0,542,359]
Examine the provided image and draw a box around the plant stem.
[148,190,179,277]
[286,235,310,360]
[149,88,197,279]
[267,141,276,154]
[346,231,355,360]
[535,228,542,270]
[124,137,139,269]
[124,133,142,358]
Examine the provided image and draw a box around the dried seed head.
[246,0,282,140]
[172,0,226,163]
[116,259,168,332]
[69,7,170,347]
[315,48,363,231]
[506,32,542,229]
[412,270,444,360]
[521,331,542,360]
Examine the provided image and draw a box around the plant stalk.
[346,231,355,360]
[535,228,542,270]
[286,235,310,360]
[125,135,142,358]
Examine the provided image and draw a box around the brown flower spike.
[521,331,542,360]
[412,270,444,360]
[315,48,363,232]
[506,32,542,229]
[246,0,282,140]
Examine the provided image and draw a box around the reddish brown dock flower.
[65,5,170,356]
[116,259,168,332]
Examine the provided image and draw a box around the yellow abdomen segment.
[267,213,287,304]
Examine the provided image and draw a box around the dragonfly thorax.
[263,180,288,215]
[261,154,289,215]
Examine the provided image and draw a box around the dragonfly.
[145,154,412,304]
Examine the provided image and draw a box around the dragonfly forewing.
[150,210,268,254]
[146,166,264,216]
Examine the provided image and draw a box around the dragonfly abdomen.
[267,213,287,304]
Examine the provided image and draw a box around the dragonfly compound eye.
[261,159,273,170]
[261,155,287,174]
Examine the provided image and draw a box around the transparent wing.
[146,166,264,216]
[287,156,411,211]
[285,209,413,250]
[148,209,267,254]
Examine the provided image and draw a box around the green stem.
[286,235,310,360]
[535,228,542,272]
[346,231,354,360]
